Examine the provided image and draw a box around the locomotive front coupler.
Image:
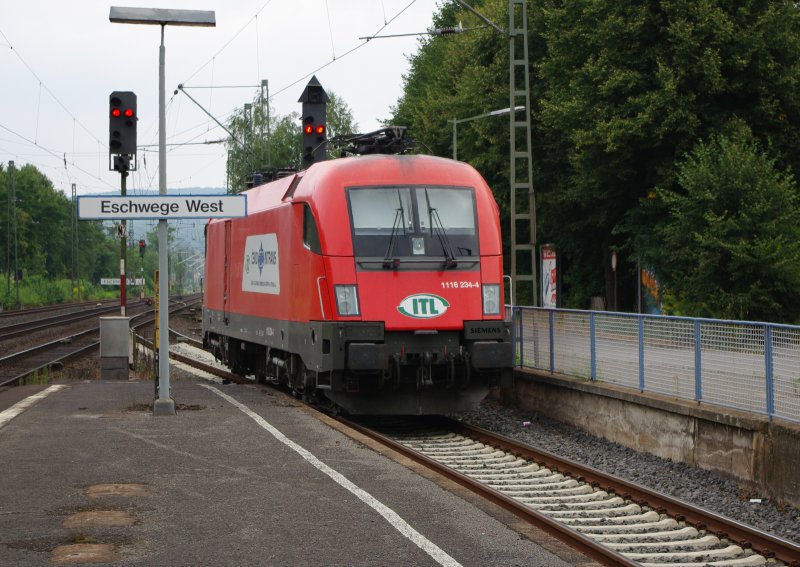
[416,352,434,389]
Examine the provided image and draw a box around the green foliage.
[389,0,515,288]
[0,163,122,308]
[138,224,198,296]
[1,276,118,310]
[657,123,800,322]
[326,91,358,140]
[225,90,358,193]
[392,0,800,319]
[391,0,509,182]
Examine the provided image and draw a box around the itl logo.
[397,294,450,319]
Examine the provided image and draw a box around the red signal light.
[315,124,325,135]
[111,108,122,117]
[304,124,314,135]
[124,108,135,118]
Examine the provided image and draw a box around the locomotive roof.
[207,154,490,224]
[206,153,502,257]
[297,154,488,198]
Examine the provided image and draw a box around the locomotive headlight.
[482,284,501,315]
[334,285,360,316]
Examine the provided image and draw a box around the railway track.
[0,298,121,321]
[128,342,800,566]
[0,297,201,388]
[346,417,800,567]
[0,302,129,341]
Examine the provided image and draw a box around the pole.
[71,183,76,301]
[11,163,18,306]
[452,119,457,160]
[155,24,175,416]
[76,185,81,302]
[244,103,252,173]
[6,160,12,295]
[611,250,618,311]
[507,0,536,306]
[263,79,271,168]
[120,171,127,316]
[637,260,642,314]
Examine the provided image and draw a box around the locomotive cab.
[321,183,512,413]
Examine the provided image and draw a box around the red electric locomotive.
[203,153,512,414]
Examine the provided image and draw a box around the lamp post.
[6,160,13,296]
[611,250,618,311]
[450,106,525,160]
[110,7,215,416]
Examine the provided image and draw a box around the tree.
[540,0,800,311]
[392,0,800,316]
[225,90,358,193]
[0,162,121,306]
[326,91,358,141]
[656,123,800,322]
[390,0,517,287]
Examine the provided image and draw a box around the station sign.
[101,278,145,286]
[78,194,247,220]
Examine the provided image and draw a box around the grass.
[20,367,50,386]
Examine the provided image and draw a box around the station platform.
[0,373,592,566]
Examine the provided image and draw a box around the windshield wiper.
[382,192,406,269]
[424,189,457,268]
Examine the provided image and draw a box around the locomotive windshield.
[347,186,478,268]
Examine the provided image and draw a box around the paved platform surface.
[0,374,593,566]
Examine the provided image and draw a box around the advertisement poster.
[541,244,557,308]
[640,267,662,314]
[242,233,280,295]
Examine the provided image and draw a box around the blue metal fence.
[510,307,800,424]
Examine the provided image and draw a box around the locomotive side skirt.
[203,307,512,375]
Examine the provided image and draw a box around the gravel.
[456,398,800,545]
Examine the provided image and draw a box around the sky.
[0,0,442,196]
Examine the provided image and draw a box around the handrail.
[316,276,327,320]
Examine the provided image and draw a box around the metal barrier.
[510,307,800,424]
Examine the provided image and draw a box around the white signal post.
[110,6,216,416]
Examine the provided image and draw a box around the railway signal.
[109,90,137,318]
[298,76,329,165]
[139,239,146,258]
[109,91,137,157]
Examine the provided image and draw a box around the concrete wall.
[500,370,800,508]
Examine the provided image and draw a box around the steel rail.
[0,304,125,341]
[0,298,121,319]
[168,328,203,348]
[0,327,98,367]
[169,351,240,381]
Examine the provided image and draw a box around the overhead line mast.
[363,1,538,306]
[507,0,537,307]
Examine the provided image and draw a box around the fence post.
[765,325,775,417]
[548,309,555,373]
[638,316,645,391]
[517,307,524,367]
[694,320,702,401]
[589,312,597,381]
[532,307,540,369]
